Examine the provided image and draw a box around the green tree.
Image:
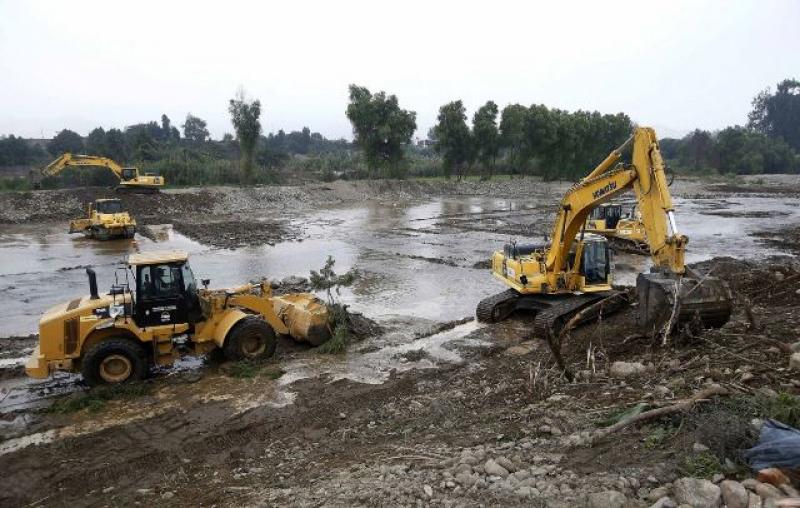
[499,104,529,175]
[85,127,107,155]
[433,100,473,180]
[472,101,499,179]
[182,113,210,143]
[748,78,800,151]
[104,128,127,161]
[47,129,84,155]
[345,84,417,178]
[228,90,262,178]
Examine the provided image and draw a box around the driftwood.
[595,385,729,437]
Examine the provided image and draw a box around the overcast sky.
[1,0,798,141]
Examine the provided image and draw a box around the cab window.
[181,263,197,293]
[139,264,182,299]
[96,201,122,214]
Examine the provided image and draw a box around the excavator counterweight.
[477,127,732,337]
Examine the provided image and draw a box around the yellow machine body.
[479,127,731,333]
[25,250,331,384]
[69,199,137,240]
[42,153,165,193]
[586,203,648,253]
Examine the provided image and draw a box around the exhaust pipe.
[86,267,99,300]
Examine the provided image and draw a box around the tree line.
[659,79,800,175]
[1,78,798,190]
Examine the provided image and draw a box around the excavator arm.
[546,127,685,275]
[43,153,125,179]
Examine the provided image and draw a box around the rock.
[161,492,175,500]
[742,479,760,491]
[757,468,790,487]
[693,443,710,452]
[720,480,749,508]
[102,487,115,494]
[483,459,509,477]
[514,486,536,497]
[136,488,153,495]
[741,372,755,383]
[791,341,800,353]
[648,487,671,502]
[747,492,762,508]
[586,490,627,508]
[423,485,433,498]
[754,482,783,500]
[459,453,480,465]
[773,271,785,282]
[495,456,517,473]
[610,361,647,378]
[779,482,800,497]
[711,473,725,484]
[455,472,477,488]
[672,477,721,507]
[338,412,346,419]
[650,497,677,508]
[453,463,473,475]
[790,352,800,371]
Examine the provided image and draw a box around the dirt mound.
[173,219,299,249]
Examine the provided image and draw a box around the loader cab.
[94,199,123,215]
[129,250,203,327]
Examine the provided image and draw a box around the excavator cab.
[121,168,137,181]
[589,204,623,229]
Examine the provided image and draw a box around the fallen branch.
[594,385,729,438]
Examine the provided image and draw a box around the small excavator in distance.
[69,199,137,240]
[26,250,331,386]
[476,127,732,337]
[586,202,648,254]
[42,153,165,193]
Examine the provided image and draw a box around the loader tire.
[223,317,277,362]
[81,338,148,386]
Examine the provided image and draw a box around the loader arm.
[545,127,685,276]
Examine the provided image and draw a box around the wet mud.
[0,176,799,506]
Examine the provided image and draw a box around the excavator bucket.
[272,293,332,345]
[636,270,733,333]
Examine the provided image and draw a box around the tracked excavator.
[41,153,165,193]
[476,127,732,338]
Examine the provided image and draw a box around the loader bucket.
[272,293,332,346]
[636,270,732,333]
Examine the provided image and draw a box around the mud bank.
[0,256,798,506]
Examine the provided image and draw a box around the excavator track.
[607,236,649,255]
[531,292,621,339]
[476,289,520,323]
[477,289,626,338]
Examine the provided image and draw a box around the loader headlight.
[109,304,124,318]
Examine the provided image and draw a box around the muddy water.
[1,195,799,337]
[0,192,799,451]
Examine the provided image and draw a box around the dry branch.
[595,385,729,438]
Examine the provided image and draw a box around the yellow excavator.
[477,127,732,336]
[587,202,648,254]
[69,199,137,240]
[42,153,165,193]
[26,250,331,385]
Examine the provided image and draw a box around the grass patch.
[260,366,285,380]
[227,361,260,379]
[44,382,152,414]
[315,325,348,355]
[644,424,681,450]
[680,451,723,479]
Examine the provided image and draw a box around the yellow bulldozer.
[69,199,137,240]
[586,202,648,254]
[41,153,165,193]
[477,127,732,336]
[25,250,331,385]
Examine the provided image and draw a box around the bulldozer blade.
[636,271,732,333]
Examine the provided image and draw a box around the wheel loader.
[25,250,331,386]
[69,199,136,240]
[476,127,732,337]
[586,202,648,254]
